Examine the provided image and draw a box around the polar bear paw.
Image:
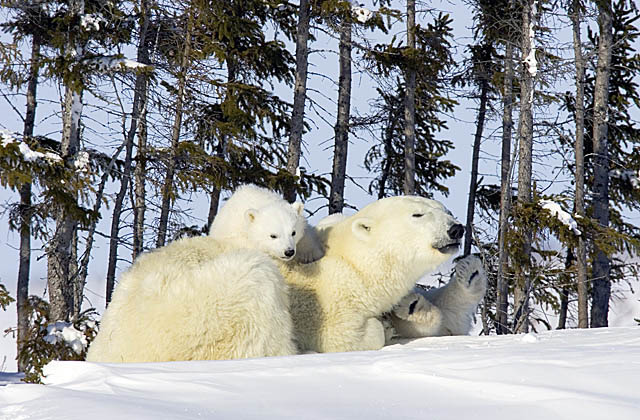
[294,223,325,263]
[452,255,487,296]
[389,290,443,338]
[392,291,441,325]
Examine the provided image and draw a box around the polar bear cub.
[209,184,323,263]
[389,255,487,339]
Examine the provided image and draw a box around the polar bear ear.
[292,202,304,216]
[351,217,373,241]
[245,209,258,224]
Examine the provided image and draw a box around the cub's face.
[245,202,305,261]
[350,196,463,270]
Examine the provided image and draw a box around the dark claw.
[469,271,479,286]
[408,300,418,315]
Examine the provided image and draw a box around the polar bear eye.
[270,234,278,239]
[292,231,296,237]
[412,213,424,218]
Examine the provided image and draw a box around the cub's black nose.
[448,224,464,240]
[284,249,295,258]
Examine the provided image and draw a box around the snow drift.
[1,327,639,420]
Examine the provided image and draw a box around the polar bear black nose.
[284,249,295,258]
[448,224,464,240]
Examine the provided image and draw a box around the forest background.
[0,0,638,379]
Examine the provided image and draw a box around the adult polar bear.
[313,212,487,340]
[279,195,464,352]
[85,241,297,363]
[87,194,463,362]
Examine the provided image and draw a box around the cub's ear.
[351,217,374,241]
[245,209,258,224]
[292,201,304,216]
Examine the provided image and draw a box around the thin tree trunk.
[132,97,149,259]
[106,1,152,303]
[513,0,536,334]
[378,103,401,199]
[133,0,154,259]
[156,10,193,248]
[16,183,31,371]
[403,0,416,195]
[496,41,515,335]
[207,62,237,228]
[464,77,489,256]
[284,0,311,203]
[47,1,84,322]
[329,19,352,214]
[16,30,41,371]
[590,0,613,328]
[571,0,588,328]
[557,248,574,329]
[70,226,80,317]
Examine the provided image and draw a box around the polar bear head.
[328,196,463,277]
[244,201,306,261]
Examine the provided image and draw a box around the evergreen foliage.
[17,296,98,383]
[364,12,459,198]
[0,282,13,310]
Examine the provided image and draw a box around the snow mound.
[540,199,581,235]
[353,6,373,23]
[43,322,88,355]
[1,327,639,419]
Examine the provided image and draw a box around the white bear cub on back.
[210,184,322,262]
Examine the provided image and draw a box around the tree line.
[0,0,638,378]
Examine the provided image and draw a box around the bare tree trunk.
[496,41,515,335]
[464,77,489,256]
[133,99,149,259]
[571,0,588,328]
[513,0,536,334]
[403,0,416,195]
[284,0,311,203]
[106,1,152,303]
[16,30,41,371]
[17,183,31,370]
[156,9,193,248]
[329,19,352,214]
[378,105,401,199]
[590,0,613,328]
[70,226,80,316]
[47,1,84,322]
[557,248,574,329]
[207,62,237,228]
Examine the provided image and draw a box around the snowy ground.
[1,327,638,420]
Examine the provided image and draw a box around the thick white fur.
[389,255,487,339]
[278,196,461,353]
[209,184,323,263]
[86,236,296,363]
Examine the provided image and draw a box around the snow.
[524,0,537,79]
[610,169,640,189]
[80,13,106,32]
[1,327,639,419]
[42,322,88,355]
[353,6,373,24]
[0,130,62,163]
[0,130,16,147]
[540,199,581,235]
[73,150,90,173]
[84,56,153,73]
